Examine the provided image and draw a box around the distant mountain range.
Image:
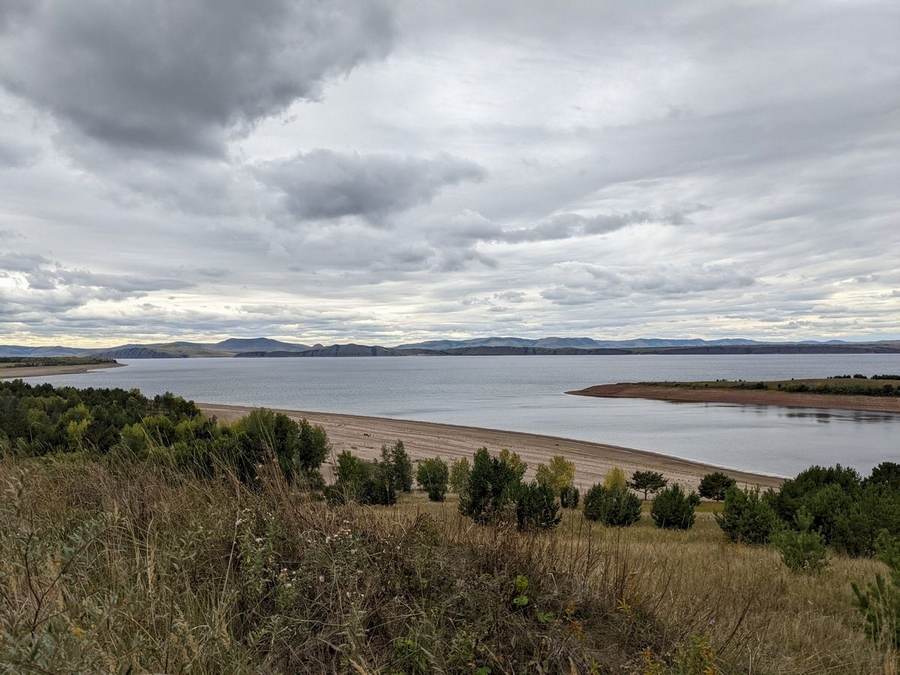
[2,336,899,359]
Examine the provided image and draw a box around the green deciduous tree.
[535,455,575,494]
[416,457,449,502]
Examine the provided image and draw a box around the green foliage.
[772,510,828,574]
[715,486,779,544]
[698,472,736,501]
[234,409,329,484]
[381,440,413,492]
[498,448,527,482]
[559,485,580,509]
[459,447,522,524]
[416,457,449,502]
[583,484,642,527]
[769,464,900,556]
[629,470,667,500]
[514,481,561,531]
[866,461,900,491]
[534,455,575,494]
[651,484,700,530]
[331,450,396,505]
[603,466,627,491]
[449,457,471,494]
[852,532,900,650]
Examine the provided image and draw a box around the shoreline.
[199,402,785,490]
[0,361,123,380]
[567,383,900,414]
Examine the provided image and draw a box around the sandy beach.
[568,383,900,414]
[200,402,784,490]
[0,362,123,380]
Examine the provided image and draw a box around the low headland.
[0,356,122,379]
[569,375,900,414]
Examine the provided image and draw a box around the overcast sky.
[1,1,899,346]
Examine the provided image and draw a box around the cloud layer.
[0,0,898,345]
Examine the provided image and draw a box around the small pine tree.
[698,471,737,501]
[583,484,642,527]
[851,532,899,649]
[651,484,700,530]
[715,486,779,544]
[629,470,667,501]
[416,457,449,502]
[382,440,413,492]
[560,485,580,509]
[459,448,522,523]
[772,509,828,574]
[515,481,562,531]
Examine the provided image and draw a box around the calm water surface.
[25,355,900,477]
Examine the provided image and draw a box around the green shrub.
[852,532,899,649]
[629,470,667,500]
[331,451,396,505]
[459,448,522,523]
[515,481,561,531]
[559,485,580,509]
[769,464,900,556]
[449,457,471,494]
[651,485,700,530]
[866,461,900,491]
[716,486,778,544]
[416,457,449,502]
[583,484,641,527]
[698,472,736,501]
[381,440,413,492]
[772,510,828,574]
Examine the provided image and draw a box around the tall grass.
[0,455,893,673]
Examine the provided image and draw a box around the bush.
[772,510,828,574]
[866,461,900,491]
[416,457,449,502]
[629,470,667,501]
[559,485,580,509]
[769,464,900,556]
[515,481,561,531]
[852,532,900,649]
[331,451,396,505]
[716,486,779,544]
[381,440,413,492]
[535,455,575,494]
[459,448,522,523]
[651,485,700,530]
[583,484,641,527]
[449,457,471,494]
[698,472,736,501]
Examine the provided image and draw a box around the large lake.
[24,355,900,477]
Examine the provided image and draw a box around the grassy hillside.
[0,380,896,672]
[0,457,891,673]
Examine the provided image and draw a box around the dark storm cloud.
[254,150,484,222]
[0,0,395,156]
